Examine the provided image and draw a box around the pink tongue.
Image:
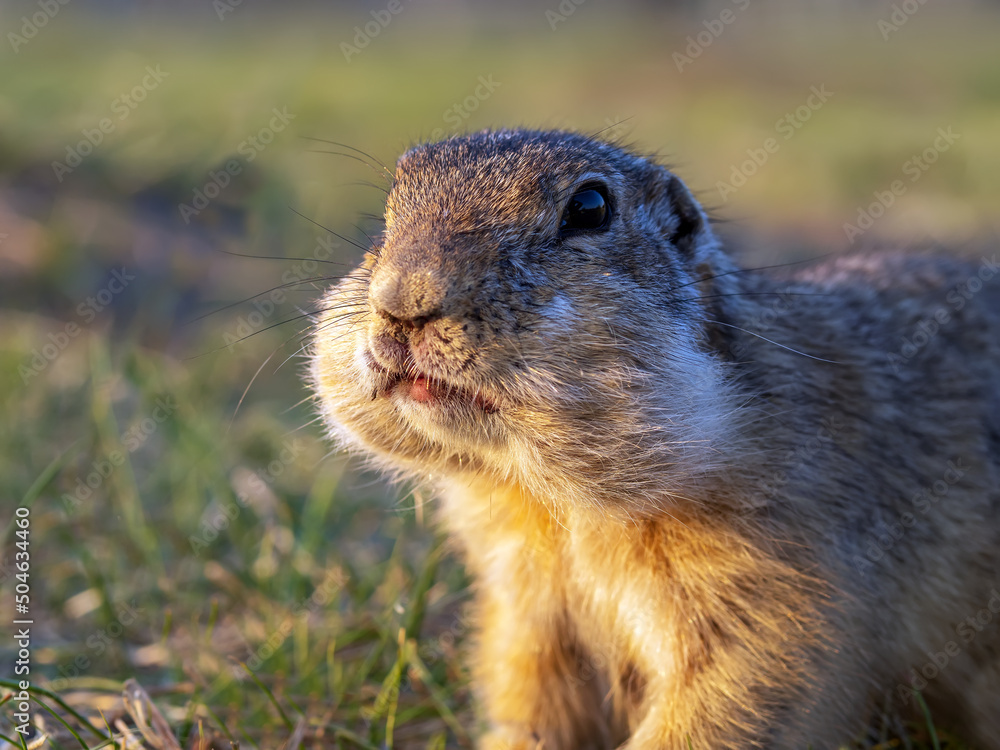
[409,376,437,403]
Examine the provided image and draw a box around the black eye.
[560,185,610,234]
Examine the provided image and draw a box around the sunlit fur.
[309,129,1000,749]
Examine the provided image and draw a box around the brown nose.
[369,267,446,331]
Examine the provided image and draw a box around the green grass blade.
[26,694,92,749]
[404,540,442,641]
[0,680,109,741]
[0,442,79,548]
[915,691,941,750]
[404,643,468,742]
[241,663,295,730]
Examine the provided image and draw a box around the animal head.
[310,129,742,511]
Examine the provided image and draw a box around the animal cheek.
[539,293,579,327]
[427,322,458,347]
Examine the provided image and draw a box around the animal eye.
[560,185,610,234]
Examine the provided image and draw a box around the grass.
[1,4,998,747]
[2,323,473,748]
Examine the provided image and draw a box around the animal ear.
[642,167,714,257]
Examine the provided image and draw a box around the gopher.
[308,129,1000,748]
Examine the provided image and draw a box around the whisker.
[276,340,315,375]
[208,245,353,267]
[706,319,844,364]
[228,347,278,433]
[287,206,373,255]
[352,221,378,249]
[664,254,835,297]
[590,117,634,141]
[183,275,356,325]
[304,148,394,187]
[299,137,394,182]
[345,179,391,197]
[670,291,834,304]
[185,307,356,360]
[232,302,369,425]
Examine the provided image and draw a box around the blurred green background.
[1,0,999,747]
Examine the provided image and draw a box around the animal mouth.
[396,374,498,412]
[364,350,499,413]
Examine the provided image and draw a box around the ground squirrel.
[308,129,1000,749]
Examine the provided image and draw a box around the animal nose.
[369,267,446,331]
